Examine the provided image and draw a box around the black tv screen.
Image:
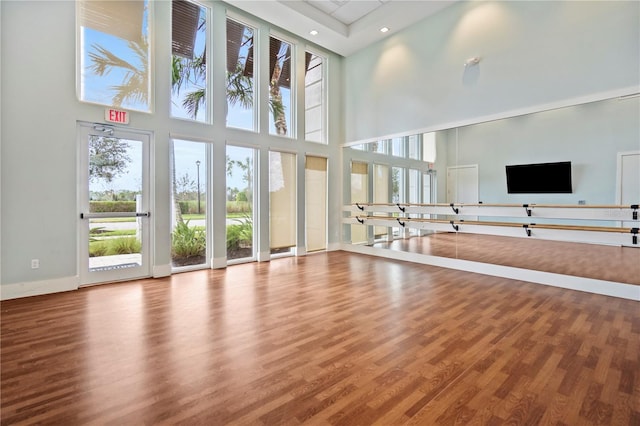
[505,161,572,194]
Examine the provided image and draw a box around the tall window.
[226,18,256,130]
[269,36,293,137]
[269,151,296,254]
[423,132,437,163]
[171,0,208,122]
[304,52,326,143]
[305,156,327,251]
[391,137,404,157]
[227,146,256,262]
[372,140,389,154]
[408,134,420,160]
[392,166,405,238]
[78,0,152,112]
[409,169,421,236]
[392,167,405,203]
[170,139,207,269]
[350,162,368,244]
[373,164,389,239]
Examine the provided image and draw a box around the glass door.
[78,123,151,285]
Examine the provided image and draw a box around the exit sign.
[104,108,129,124]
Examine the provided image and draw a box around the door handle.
[80,212,151,219]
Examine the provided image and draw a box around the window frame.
[303,49,328,144]
[76,0,155,113]
[268,31,296,139]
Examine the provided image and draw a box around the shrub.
[90,201,136,213]
[226,201,252,214]
[88,237,140,257]
[89,241,109,257]
[226,216,252,250]
[172,220,206,258]
[109,237,141,255]
[178,201,206,215]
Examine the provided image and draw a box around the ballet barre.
[348,202,639,222]
[343,215,639,247]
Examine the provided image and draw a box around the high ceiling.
[223,0,459,56]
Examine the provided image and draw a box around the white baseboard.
[341,244,640,301]
[153,264,171,278]
[327,242,341,252]
[257,251,271,262]
[212,257,227,269]
[296,247,307,257]
[1,275,79,301]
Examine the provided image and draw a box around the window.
[373,164,389,239]
[392,166,405,238]
[372,140,389,154]
[227,145,256,262]
[78,0,152,112]
[408,134,420,160]
[269,36,293,137]
[409,169,421,236]
[350,162,368,244]
[269,151,296,254]
[392,167,404,203]
[226,18,256,130]
[170,139,207,269]
[304,52,326,143]
[423,132,437,163]
[391,137,404,157]
[305,156,327,251]
[171,0,208,122]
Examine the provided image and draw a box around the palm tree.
[88,23,288,230]
[87,38,150,109]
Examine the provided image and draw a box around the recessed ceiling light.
[380,27,390,33]
[310,30,318,36]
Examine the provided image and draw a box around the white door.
[78,123,152,285]
[447,165,479,204]
[617,151,640,231]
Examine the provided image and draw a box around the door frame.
[616,150,640,204]
[446,164,479,204]
[77,121,154,286]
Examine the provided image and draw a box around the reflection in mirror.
[342,96,640,286]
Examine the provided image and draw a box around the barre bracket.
[355,203,365,211]
[631,227,638,245]
[631,204,638,220]
[523,224,532,237]
[397,203,406,212]
[450,220,459,231]
[450,203,459,214]
[356,216,365,224]
[523,204,532,217]
[396,218,405,227]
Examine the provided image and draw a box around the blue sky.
[83,3,264,194]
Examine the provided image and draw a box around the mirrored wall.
[342,95,640,285]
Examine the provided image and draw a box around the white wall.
[0,0,344,296]
[344,0,640,143]
[443,97,640,206]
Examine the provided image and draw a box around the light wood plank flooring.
[1,251,639,425]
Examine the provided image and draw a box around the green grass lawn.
[90,228,136,237]
[90,213,248,224]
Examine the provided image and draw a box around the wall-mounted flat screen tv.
[505,161,572,194]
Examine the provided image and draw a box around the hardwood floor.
[374,232,640,285]
[1,251,638,425]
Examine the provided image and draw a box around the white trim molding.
[0,275,79,301]
[212,257,227,269]
[153,264,172,278]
